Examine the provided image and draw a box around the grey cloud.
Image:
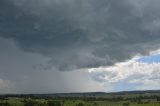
[1,0,160,71]
[0,37,105,93]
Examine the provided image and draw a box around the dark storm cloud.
[0,37,105,93]
[1,0,160,71]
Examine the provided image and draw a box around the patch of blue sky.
[137,54,160,64]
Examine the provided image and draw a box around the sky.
[0,0,160,94]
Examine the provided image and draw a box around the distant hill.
[0,90,160,98]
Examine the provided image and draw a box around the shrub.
[47,100,61,106]
[24,100,37,106]
[76,102,85,106]
[123,102,130,106]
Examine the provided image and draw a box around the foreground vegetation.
[0,91,160,106]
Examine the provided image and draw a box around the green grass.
[0,96,160,106]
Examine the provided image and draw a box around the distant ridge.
[0,90,160,97]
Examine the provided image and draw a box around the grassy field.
[0,91,160,106]
[0,97,160,106]
[0,99,160,106]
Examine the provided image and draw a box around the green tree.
[47,100,61,106]
[123,102,130,106]
[76,102,85,106]
[24,100,37,106]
